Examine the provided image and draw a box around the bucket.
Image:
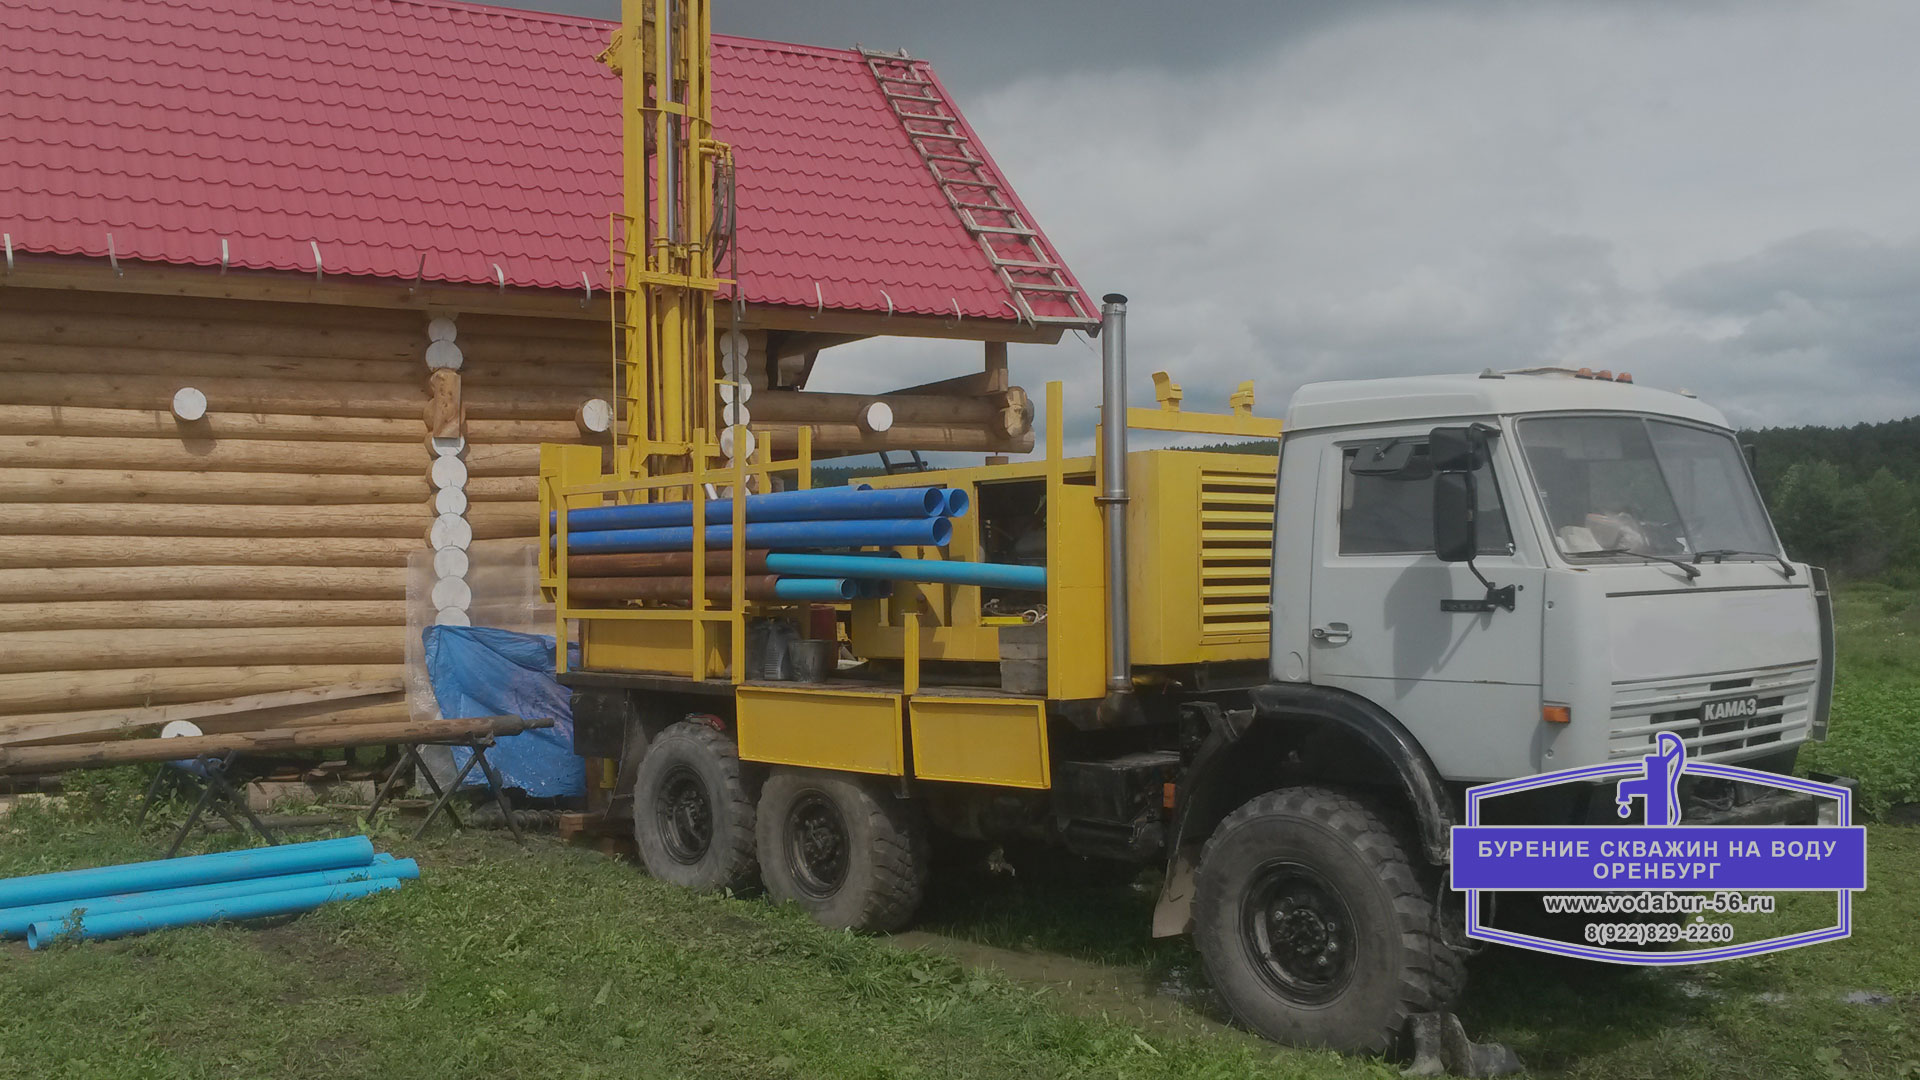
[788,639,837,684]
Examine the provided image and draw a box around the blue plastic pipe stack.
[0,836,417,950]
[557,484,1044,596]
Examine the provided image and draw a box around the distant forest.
[812,416,1920,580]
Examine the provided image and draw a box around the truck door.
[1306,430,1546,781]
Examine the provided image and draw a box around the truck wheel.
[631,721,757,893]
[1193,786,1462,1054]
[756,769,929,932]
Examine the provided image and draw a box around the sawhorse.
[366,734,525,845]
[136,753,283,858]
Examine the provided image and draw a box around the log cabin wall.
[0,284,613,727]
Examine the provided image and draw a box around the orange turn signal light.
[1542,704,1572,725]
[1616,371,1633,383]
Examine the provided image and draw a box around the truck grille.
[1198,470,1275,638]
[1608,663,1818,762]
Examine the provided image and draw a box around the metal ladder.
[860,48,1095,328]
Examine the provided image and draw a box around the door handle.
[1312,622,1352,645]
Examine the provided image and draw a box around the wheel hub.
[786,791,850,899]
[1242,862,1358,1004]
[654,765,713,865]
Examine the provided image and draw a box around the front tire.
[756,769,929,932]
[631,721,758,893]
[1193,786,1462,1054]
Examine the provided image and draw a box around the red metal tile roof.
[0,0,1093,325]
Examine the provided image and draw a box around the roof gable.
[0,0,1091,324]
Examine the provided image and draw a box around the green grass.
[1801,583,1920,817]
[0,792,1377,1080]
[0,584,1913,1079]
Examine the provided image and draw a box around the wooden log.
[0,310,423,361]
[566,574,781,604]
[0,371,597,419]
[1,701,419,748]
[468,502,541,539]
[0,678,406,747]
[0,503,430,537]
[0,467,432,505]
[0,626,408,675]
[0,536,422,569]
[752,421,1035,457]
[0,405,429,442]
[750,389,1023,429]
[567,549,772,577]
[0,599,402,632]
[0,714,553,774]
[465,418,605,444]
[0,566,405,603]
[0,436,430,475]
[0,664,408,716]
[460,443,542,477]
[0,341,616,388]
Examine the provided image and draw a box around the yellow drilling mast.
[601,0,726,478]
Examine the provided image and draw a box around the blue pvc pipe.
[0,836,375,909]
[555,485,952,533]
[0,858,420,939]
[561,517,953,556]
[940,488,971,519]
[26,876,403,950]
[764,553,1045,591]
[771,578,857,602]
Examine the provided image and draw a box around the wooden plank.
[0,342,617,389]
[0,467,433,504]
[0,664,408,716]
[0,436,429,475]
[0,405,428,442]
[0,599,403,632]
[0,503,430,537]
[0,714,550,774]
[0,678,406,746]
[0,535,421,569]
[0,371,597,419]
[0,565,405,603]
[0,626,408,675]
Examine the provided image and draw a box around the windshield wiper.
[1568,548,1701,580]
[1692,549,1796,578]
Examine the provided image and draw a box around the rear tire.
[1193,786,1463,1054]
[756,769,929,932]
[631,721,758,893]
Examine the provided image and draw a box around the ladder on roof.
[859,48,1095,328]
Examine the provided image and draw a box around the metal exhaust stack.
[1098,293,1133,716]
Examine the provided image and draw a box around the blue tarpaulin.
[421,626,583,799]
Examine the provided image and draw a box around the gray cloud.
[474,0,1920,441]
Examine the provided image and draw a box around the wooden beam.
[0,664,409,716]
[0,566,405,603]
[745,303,1068,344]
[0,627,406,675]
[0,536,422,569]
[0,468,533,505]
[0,405,428,443]
[0,714,552,775]
[0,599,402,633]
[0,678,405,747]
[0,503,430,538]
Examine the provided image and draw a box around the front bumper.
[1680,772,1855,827]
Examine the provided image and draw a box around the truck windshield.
[1516,416,1780,560]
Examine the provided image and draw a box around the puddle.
[1841,990,1894,1006]
[889,930,1245,1043]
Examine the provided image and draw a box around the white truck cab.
[1269,368,1831,785]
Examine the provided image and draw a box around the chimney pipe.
[1099,294,1132,710]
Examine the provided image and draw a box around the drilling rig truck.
[541,0,1835,1053]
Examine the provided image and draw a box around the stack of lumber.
[0,288,610,725]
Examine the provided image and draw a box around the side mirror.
[1428,426,1484,473]
[1433,471,1477,563]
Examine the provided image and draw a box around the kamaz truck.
[545,293,1834,1053]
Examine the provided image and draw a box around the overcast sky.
[488,0,1920,434]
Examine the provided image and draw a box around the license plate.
[1702,695,1760,722]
